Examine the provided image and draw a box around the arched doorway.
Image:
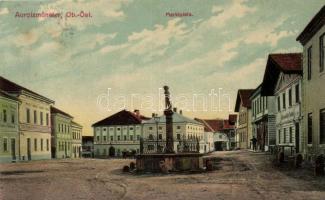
[109,146,115,157]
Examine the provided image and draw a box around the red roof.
[195,118,235,132]
[297,5,325,45]
[51,107,73,118]
[92,110,143,127]
[0,76,54,103]
[261,53,302,96]
[234,89,254,112]
[269,53,302,72]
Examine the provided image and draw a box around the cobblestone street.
[1,151,325,200]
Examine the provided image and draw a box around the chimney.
[134,109,140,118]
[179,109,182,115]
[173,107,177,112]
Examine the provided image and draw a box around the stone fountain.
[135,86,205,173]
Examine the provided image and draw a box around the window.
[283,128,287,143]
[159,126,162,130]
[307,46,312,80]
[124,135,127,141]
[110,136,114,141]
[130,135,133,140]
[308,113,313,144]
[137,135,140,140]
[3,110,7,122]
[288,89,292,107]
[103,136,107,141]
[159,134,162,140]
[40,112,43,125]
[96,136,100,141]
[26,108,30,123]
[219,135,222,139]
[149,134,153,140]
[320,109,325,144]
[34,110,37,124]
[177,126,181,129]
[129,127,133,130]
[295,84,300,103]
[320,33,325,72]
[117,128,121,131]
[103,128,106,131]
[34,138,37,151]
[41,139,43,151]
[3,138,8,152]
[289,127,293,143]
[11,113,15,124]
[278,130,281,144]
[177,134,181,140]
[46,139,49,151]
[117,136,120,141]
[149,127,153,130]
[46,113,49,126]
[282,93,286,109]
[277,96,281,112]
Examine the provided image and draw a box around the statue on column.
[163,85,174,153]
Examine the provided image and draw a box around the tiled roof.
[297,5,325,45]
[92,110,143,126]
[261,53,302,96]
[195,118,235,132]
[144,112,202,125]
[234,89,254,112]
[51,107,73,118]
[269,53,302,72]
[0,76,54,103]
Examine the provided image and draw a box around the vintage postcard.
[0,0,325,199]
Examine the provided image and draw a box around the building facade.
[82,136,93,158]
[234,89,254,149]
[261,53,303,154]
[92,110,146,157]
[0,90,19,163]
[297,6,325,159]
[250,85,276,152]
[143,110,205,153]
[0,76,54,161]
[71,121,82,158]
[51,107,73,159]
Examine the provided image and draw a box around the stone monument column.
[163,86,174,153]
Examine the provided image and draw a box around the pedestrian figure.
[251,137,257,151]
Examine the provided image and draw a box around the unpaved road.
[1,151,325,200]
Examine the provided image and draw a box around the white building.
[92,110,147,157]
[260,53,302,154]
[297,6,325,159]
[143,109,205,153]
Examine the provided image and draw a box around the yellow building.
[0,76,54,161]
[234,89,254,149]
[0,90,19,163]
[297,6,325,159]
[71,121,82,158]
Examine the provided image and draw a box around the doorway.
[109,146,115,157]
[11,138,16,160]
[295,123,300,153]
[27,138,31,160]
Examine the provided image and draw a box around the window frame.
[307,46,312,80]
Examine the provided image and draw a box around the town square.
[1,0,325,199]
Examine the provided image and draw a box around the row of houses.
[234,6,325,160]
[91,108,236,157]
[0,76,83,163]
